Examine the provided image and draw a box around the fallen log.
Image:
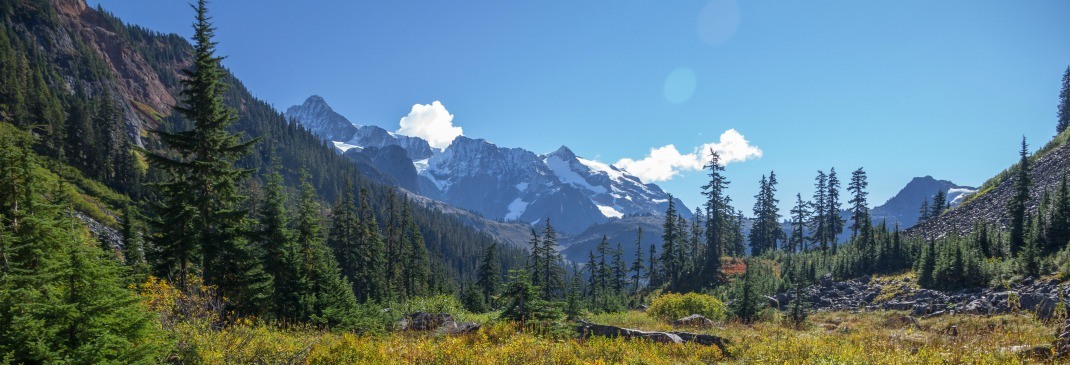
[575,320,731,356]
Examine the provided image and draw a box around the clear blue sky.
[91,0,1070,215]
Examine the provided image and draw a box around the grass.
[167,308,1060,364]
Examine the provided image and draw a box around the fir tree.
[918,198,931,222]
[660,196,680,287]
[500,270,561,324]
[810,171,829,250]
[930,189,947,218]
[1057,66,1070,134]
[789,194,810,253]
[1008,137,1031,255]
[700,150,729,286]
[847,168,869,239]
[353,186,386,303]
[611,241,627,294]
[146,0,267,313]
[826,168,845,251]
[630,227,645,294]
[477,242,502,306]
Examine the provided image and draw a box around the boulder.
[1020,293,1058,319]
[398,312,455,331]
[673,314,715,328]
[575,321,731,355]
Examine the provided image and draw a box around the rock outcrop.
[774,274,1067,319]
[575,321,731,355]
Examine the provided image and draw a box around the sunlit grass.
[172,309,1059,364]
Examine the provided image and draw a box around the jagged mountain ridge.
[284,95,690,234]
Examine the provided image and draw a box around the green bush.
[647,292,727,322]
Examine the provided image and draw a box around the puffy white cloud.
[396,101,463,149]
[615,129,762,182]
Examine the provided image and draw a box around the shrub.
[647,292,727,322]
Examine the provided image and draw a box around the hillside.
[0,0,527,284]
[908,139,1070,239]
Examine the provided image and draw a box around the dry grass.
[170,309,1060,364]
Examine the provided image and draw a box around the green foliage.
[0,129,167,363]
[647,292,727,322]
[499,270,562,324]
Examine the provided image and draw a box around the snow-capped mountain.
[284,96,432,160]
[418,138,689,233]
[284,95,688,234]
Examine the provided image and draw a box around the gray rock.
[673,314,715,328]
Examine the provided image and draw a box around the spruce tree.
[527,229,542,288]
[1008,137,1031,255]
[1057,66,1070,134]
[611,241,627,294]
[1046,174,1070,253]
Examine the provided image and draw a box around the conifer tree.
[0,136,165,363]
[847,168,869,239]
[789,194,810,253]
[540,219,562,299]
[700,150,729,285]
[500,270,561,323]
[402,200,430,298]
[826,168,845,251]
[1058,66,1070,134]
[660,196,679,287]
[810,171,829,250]
[1046,174,1070,253]
[630,227,645,294]
[612,241,627,294]
[647,243,660,287]
[930,189,947,218]
[327,180,360,295]
[257,168,299,318]
[1008,137,1031,255]
[918,198,931,222]
[353,186,386,303]
[146,0,267,313]
[477,242,502,306]
[292,173,358,326]
[527,228,543,288]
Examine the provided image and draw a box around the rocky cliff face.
[24,0,189,147]
[908,143,1070,239]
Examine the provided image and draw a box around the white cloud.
[615,129,762,182]
[396,101,463,149]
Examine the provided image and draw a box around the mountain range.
[284,95,689,234]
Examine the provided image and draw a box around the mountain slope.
[908,140,1070,239]
[1,0,529,283]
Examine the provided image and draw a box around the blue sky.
[91,0,1070,215]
